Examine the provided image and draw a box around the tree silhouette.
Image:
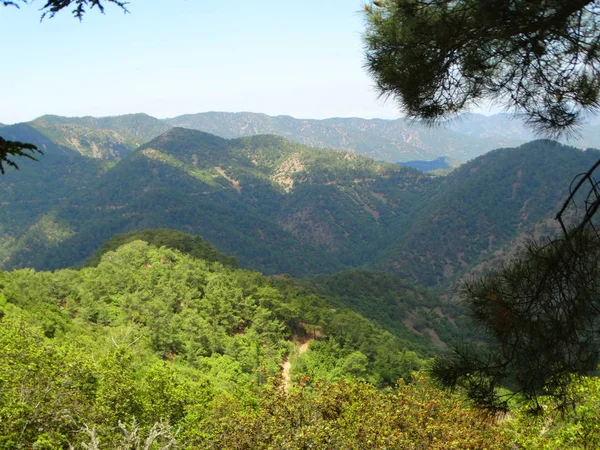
[364,0,600,409]
[2,0,128,20]
[364,0,600,135]
[1,0,128,173]
[0,137,42,174]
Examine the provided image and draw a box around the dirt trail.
[280,340,311,392]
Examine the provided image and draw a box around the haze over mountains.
[12,110,600,166]
[3,110,600,448]
[1,114,597,292]
[7,111,552,163]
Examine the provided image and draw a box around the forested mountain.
[0,237,426,447]
[444,112,536,141]
[2,120,599,448]
[2,231,596,449]
[0,121,595,292]
[0,127,433,275]
[379,140,600,286]
[0,123,107,267]
[11,110,598,166]
[165,111,528,162]
[28,113,171,160]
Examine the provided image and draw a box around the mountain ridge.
[7,110,585,164]
[0,122,593,293]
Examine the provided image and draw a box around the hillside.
[12,110,599,166]
[25,230,586,449]
[1,230,595,449]
[0,124,107,266]
[379,140,600,286]
[84,228,238,268]
[2,124,599,449]
[1,123,596,289]
[0,128,433,276]
[165,111,529,162]
[28,113,172,160]
[296,270,476,349]
[0,237,428,447]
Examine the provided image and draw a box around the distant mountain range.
[1,118,597,290]
[163,112,527,162]
[11,110,596,164]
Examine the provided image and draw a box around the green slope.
[2,128,431,276]
[0,235,442,446]
[28,113,172,160]
[292,269,474,352]
[0,123,107,266]
[1,124,593,292]
[85,228,238,268]
[165,112,528,162]
[380,140,600,286]
[0,224,594,449]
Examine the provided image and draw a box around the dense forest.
[1,117,600,448]
[3,0,600,447]
[2,230,599,448]
[2,122,598,290]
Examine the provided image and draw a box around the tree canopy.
[364,0,600,409]
[364,0,600,135]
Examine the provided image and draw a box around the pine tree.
[364,0,600,407]
[364,0,600,135]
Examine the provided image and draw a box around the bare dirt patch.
[280,338,312,392]
[215,167,242,193]
[271,154,305,192]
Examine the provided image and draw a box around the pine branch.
[0,137,42,174]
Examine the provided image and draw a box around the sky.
[1,0,495,124]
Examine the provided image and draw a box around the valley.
[1,112,599,448]
[4,0,600,447]
[1,117,597,289]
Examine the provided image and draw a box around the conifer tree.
[364,0,600,408]
[364,0,600,135]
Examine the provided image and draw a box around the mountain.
[7,110,598,166]
[27,113,172,160]
[165,111,531,162]
[0,128,433,276]
[33,113,171,143]
[0,181,592,450]
[0,123,106,266]
[444,112,536,142]
[378,140,600,286]
[1,123,595,292]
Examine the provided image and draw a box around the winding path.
[280,340,311,392]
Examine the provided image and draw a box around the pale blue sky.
[0,0,493,124]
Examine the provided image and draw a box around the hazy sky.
[1,0,494,124]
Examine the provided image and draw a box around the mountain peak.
[146,127,228,147]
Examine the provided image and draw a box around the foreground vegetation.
[0,231,598,448]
